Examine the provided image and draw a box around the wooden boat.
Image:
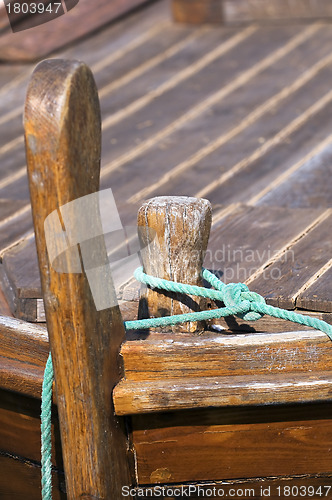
[0,2,332,498]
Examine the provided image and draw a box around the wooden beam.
[24,59,131,499]
[172,0,332,25]
[120,329,332,381]
[114,370,332,415]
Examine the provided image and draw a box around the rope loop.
[222,282,265,321]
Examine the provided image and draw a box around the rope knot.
[223,282,265,321]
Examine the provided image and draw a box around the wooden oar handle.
[24,59,130,499]
[137,196,212,333]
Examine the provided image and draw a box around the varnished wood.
[137,196,212,332]
[0,316,48,399]
[131,404,332,484]
[114,371,332,415]
[120,329,332,381]
[24,59,131,499]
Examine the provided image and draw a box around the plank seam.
[91,21,171,74]
[292,257,332,304]
[98,27,208,98]
[101,25,257,131]
[245,209,332,286]
[248,133,332,205]
[131,43,332,203]
[196,83,332,199]
[106,24,319,194]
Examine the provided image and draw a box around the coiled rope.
[41,267,332,499]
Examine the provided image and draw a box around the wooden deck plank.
[1,24,331,222]
[119,25,332,206]
[2,204,330,320]
[0,9,331,316]
[2,235,41,298]
[256,143,332,208]
[98,25,248,122]
[205,205,325,285]
[297,265,332,313]
[0,0,169,187]
[248,211,332,309]
[98,25,315,222]
[160,59,332,206]
[0,207,33,257]
[0,24,288,216]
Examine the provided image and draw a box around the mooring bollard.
[137,196,212,333]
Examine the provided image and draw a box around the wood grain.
[137,196,212,332]
[205,205,325,287]
[0,313,48,398]
[297,265,332,313]
[248,211,332,309]
[132,403,332,484]
[0,206,33,259]
[113,371,332,415]
[120,329,332,381]
[24,59,131,498]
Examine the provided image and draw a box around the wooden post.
[24,60,131,499]
[137,196,212,333]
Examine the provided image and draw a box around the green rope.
[41,352,53,500]
[41,266,332,498]
[125,267,332,340]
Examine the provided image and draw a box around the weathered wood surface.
[137,196,211,332]
[2,202,332,320]
[172,0,332,25]
[120,329,332,381]
[0,0,150,61]
[132,404,332,483]
[24,59,131,499]
[114,371,332,415]
[0,315,48,398]
[1,305,332,400]
[4,17,332,319]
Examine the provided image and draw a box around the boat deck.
[0,3,332,497]
[0,0,331,321]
